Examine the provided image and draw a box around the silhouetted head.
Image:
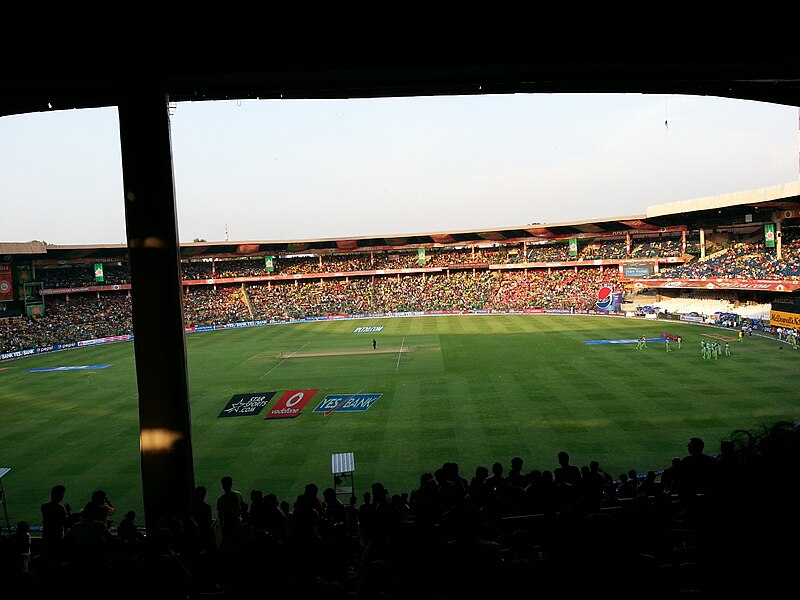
[51,484,66,502]
[91,489,108,504]
[688,437,705,455]
[81,501,102,521]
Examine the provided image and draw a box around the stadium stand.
[2,226,798,355]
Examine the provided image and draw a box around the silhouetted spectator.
[506,456,528,490]
[659,456,682,496]
[676,437,719,500]
[262,492,288,543]
[193,485,215,553]
[247,489,267,533]
[116,510,144,544]
[88,489,116,528]
[216,475,246,547]
[40,483,70,563]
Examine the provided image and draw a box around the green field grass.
[1,314,797,528]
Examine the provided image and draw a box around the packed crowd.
[1,260,791,354]
[31,235,705,287]
[19,234,764,291]
[31,232,800,291]
[577,239,686,260]
[37,263,131,288]
[0,292,132,352]
[654,236,800,280]
[2,420,797,599]
[489,269,621,312]
[1,267,627,351]
[2,230,797,354]
[245,272,498,323]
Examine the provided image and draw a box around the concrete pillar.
[118,89,196,534]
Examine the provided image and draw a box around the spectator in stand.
[193,485,215,554]
[263,492,289,543]
[216,475,246,547]
[588,459,615,498]
[88,489,116,528]
[554,451,582,510]
[442,461,470,498]
[659,456,682,496]
[554,451,582,488]
[63,500,115,574]
[321,487,349,542]
[8,520,32,576]
[40,483,71,564]
[506,456,528,490]
[615,472,638,499]
[676,437,719,501]
[639,470,661,497]
[484,461,508,502]
[529,468,557,515]
[409,471,439,528]
[468,465,490,497]
[302,482,325,518]
[714,439,743,497]
[116,510,144,544]
[576,464,604,514]
[247,489,267,534]
[627,469,640,494]
[322,487,349,528]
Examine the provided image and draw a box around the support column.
[118,90,196,534]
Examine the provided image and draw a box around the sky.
[1,93,798,246]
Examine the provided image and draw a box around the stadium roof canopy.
[5,58,800,118]
[7,180,799,262]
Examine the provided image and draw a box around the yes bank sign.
[313,394,382,414]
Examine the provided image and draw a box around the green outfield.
[1,314,797,528]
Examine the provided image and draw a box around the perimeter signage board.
[770,309,800,331]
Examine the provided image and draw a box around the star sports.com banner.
[265,389,318,419]
[218,392,276,417]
